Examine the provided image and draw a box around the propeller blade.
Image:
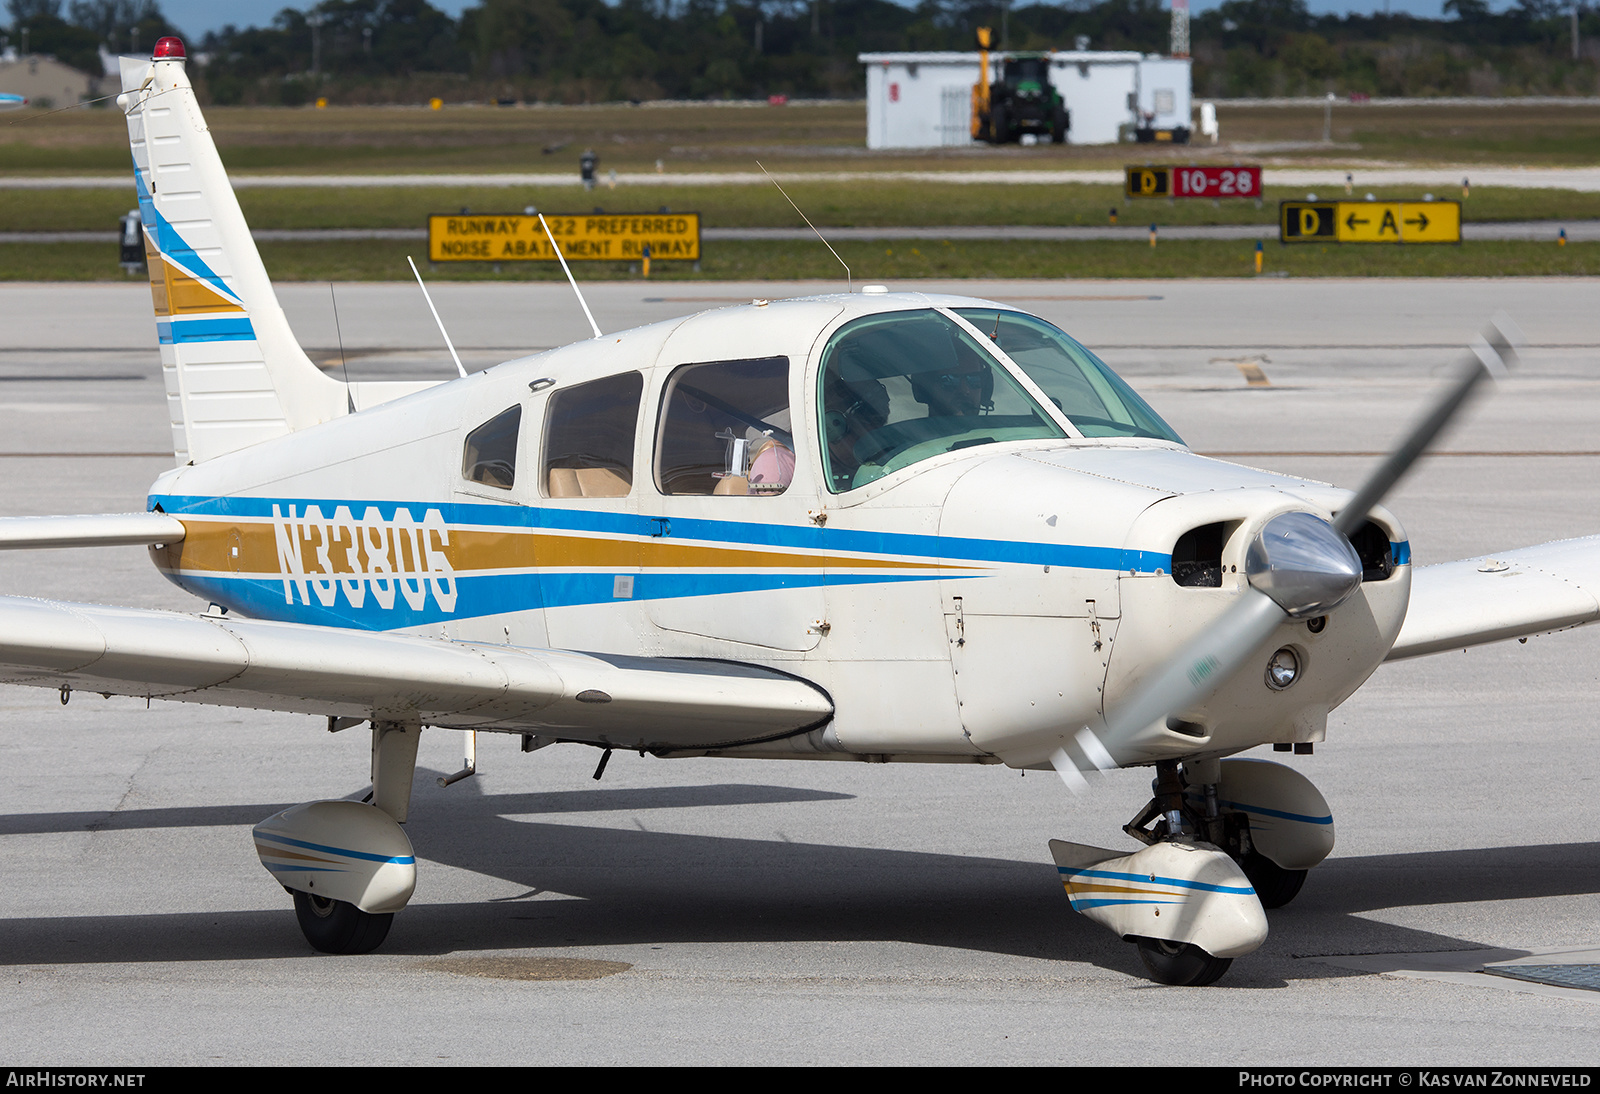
[1064,592,1285,779]
[1332,316,1520,537]
[1058,316,1522,784]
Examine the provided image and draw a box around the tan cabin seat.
[548,466,630,498]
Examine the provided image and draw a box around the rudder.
[119,47,345,465]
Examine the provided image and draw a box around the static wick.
[757,160,851,293]
[406,255,468,379]
[538,214,603,339]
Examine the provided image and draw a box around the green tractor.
[972,29,1069,145]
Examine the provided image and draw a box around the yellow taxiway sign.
[1279,201,1461,244]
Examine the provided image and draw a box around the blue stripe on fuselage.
[148,492,1172,631]
[150,493,1171,573]
[164,568,947,631]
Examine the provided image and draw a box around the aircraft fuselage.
[145,294,1411,770]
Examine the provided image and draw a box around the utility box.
[859,51,1191,149]
[118,209,145,274]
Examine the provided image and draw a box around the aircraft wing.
[0,596,833,750]
[1387,535,1600,660]
[0,513,186,549]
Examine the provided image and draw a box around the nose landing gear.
[1134,937,1234,987]
[1049,829,1266,986]
[1051,756,1335,985]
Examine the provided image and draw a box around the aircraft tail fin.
[118,49,345,466]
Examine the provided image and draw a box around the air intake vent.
[1348,520,1394,581]
[1171,522,1225,588]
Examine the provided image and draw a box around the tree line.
[6,0,1599,103]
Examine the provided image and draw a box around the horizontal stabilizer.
[0,513,187,550]
[1388,535,1600,660]
[0,595,832,750]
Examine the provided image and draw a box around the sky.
[160,1,476,39]
[157,0,1499,42]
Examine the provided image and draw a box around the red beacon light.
[152,37,186,62]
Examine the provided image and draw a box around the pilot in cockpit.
[911,354,993,419]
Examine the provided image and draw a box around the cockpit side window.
[462,405,521,490]
[818,309,1066,493]
[542,371,643,499]
[954,308,1184,444]
[656,356,793,497]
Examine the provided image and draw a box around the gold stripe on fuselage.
[155,517,960,579]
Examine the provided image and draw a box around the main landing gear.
[252,719,423,954]
[293,891,393,954]
[1051,756,1336,986]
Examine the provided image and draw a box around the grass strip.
[7,238,1600,282]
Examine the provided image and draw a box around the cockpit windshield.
[817,308,1067,492]
[954,309,1184,444]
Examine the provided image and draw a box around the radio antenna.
[538,214,603,339]
[757,160,851,293]
[329,283,356,413]
[407,255,469,379]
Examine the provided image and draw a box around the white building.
[858,51,1192,149]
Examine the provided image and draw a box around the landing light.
[1265,647,1300,691]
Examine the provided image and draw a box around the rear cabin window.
[542,372,643,499]
[462,405,521,490]
[656,357,793,496]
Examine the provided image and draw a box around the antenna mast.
[329,283,356,412]
[407,256,469,379]
[757,161,851,293]
[538,214,603,339]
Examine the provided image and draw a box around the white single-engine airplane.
[3,38,1596,985]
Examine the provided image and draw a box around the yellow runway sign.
[1280,201,1461,244]
[429,213,701,262]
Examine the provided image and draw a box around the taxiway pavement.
[0,278,1597,1065]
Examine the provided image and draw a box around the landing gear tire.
[1239,851,1308,910]
[293,891,393,954]
[1134,937,1233,986]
